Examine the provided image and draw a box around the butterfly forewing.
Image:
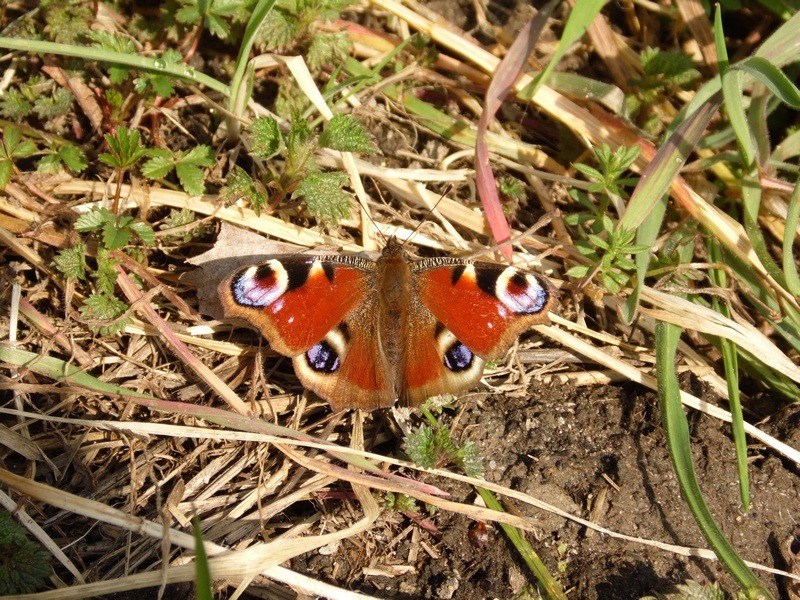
[219,255,374,357]
[414,259,558,360]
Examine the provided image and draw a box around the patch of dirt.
[291,381,800,598]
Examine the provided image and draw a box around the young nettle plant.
[626,47,701,134]
[404,406,484,477]
[223,113,376,224]
[0,510,50,595]
[565,143,649,293]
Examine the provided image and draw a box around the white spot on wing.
[232,260,289,307]
[495,268,547,314]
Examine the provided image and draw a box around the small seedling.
[565,144,648,293]
[404,407,484,477]
[0,511,51,595]
[142,144,215,196]
[0,125,36,190]
[224,114,375,224]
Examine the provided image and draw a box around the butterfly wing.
[220,254,397,410]
[413,259,558,361]
[291,297,396,410]
[219,255,373,357]
[398,301,487,405]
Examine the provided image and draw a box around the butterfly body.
[219,237,557,411]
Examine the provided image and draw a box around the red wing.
[415,261,557,360]
[219,256,374,357]
[399,307,486,405]
[293,307,395,411]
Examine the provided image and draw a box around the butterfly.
[218,237,558,411]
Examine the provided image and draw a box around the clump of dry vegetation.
[1,0,800,598]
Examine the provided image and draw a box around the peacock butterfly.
[218,237,558,411]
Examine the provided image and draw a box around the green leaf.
[181,144,215,166]
[656,321,770,594]
[33,87,73,120]
[0,88,33,120]
[99,127,147,170]
[175,161,206,195]
[75,207,115,232]
[128,221,156,246]
[0,161,11,190]
[142,148,177,179]
[221,166,268,215]
[94,250,119,296]
[79,293,129,335]
[404,425,437,469]
[285,120,317,177]
[248,116,282,159]
[319,114,376,153]
[566,265,591,278]
[57,144,88,172]
[306,30,353,72]
[103,221,133,250]
[294,171,351,222]
[53,242,88,280]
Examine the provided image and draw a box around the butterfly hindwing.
[292,300,395,411]
[400,304,486,405]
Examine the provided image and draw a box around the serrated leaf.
[175,5,200,23]
[285,120,317,177]
[206,13,230,38]
[2,125,22,152]
[99,127,147,169]
[94,251,119,296]
[175,162,206,195]
[37,154,62,174]
[141,148,176,179]
[12,139,36,159]
[75,207,114,232]
[128,221,156,245]
[319,114,376,153]
[181,145,215,166]
[295,171,351,222]
[79,293,129,335]
[53,242,88,279]
[248,117,282,159]
[103,222,133,249]
[148,75,175,98]
[58,145,88,172]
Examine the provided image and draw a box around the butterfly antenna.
[401,184,453,248]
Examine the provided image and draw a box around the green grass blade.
[0,346,160,400]
[226,0,277,133]
[521,0,606,99]
[782,178,800,296]
[476,487,567,600]
[655,322,771,596]
[707,238,750,511]
[0,37,228,95]
[193,515,213,600]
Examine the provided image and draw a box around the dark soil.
[290,381,800,599]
